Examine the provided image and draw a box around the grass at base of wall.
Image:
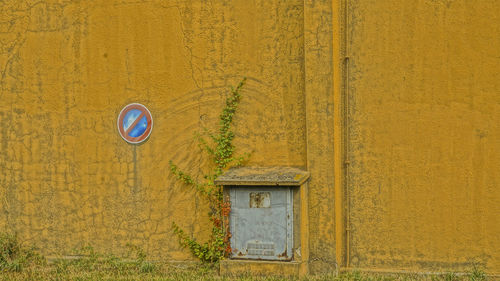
[0,233,493,281]
[0,264,493,281]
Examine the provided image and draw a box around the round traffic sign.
[117,103,153,144]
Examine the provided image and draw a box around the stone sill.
[220,259,307,277]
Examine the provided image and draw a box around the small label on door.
[249,192,271,208]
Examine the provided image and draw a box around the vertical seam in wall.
[343,0,351,269]
[303,0,309,171]
[332,0,344,271]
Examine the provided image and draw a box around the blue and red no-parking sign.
[117,103,153,144]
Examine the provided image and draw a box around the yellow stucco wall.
[0,0,310,260]
[345,0,500,274]
[1,0,498,275]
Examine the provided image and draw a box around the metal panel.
[229,186,293,261]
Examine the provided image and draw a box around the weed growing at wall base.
[51,245,156,275]
[0,232,44,272]
[169,77,248,263]
[0,260,494,281]
[0,238,494,281]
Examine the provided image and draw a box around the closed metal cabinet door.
[229,186,293,261]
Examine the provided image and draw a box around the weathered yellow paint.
[299,182,310,276]
[304,0,337,273]
[0,0,308,261]
[0,0,499,276]
[345,0,500,274]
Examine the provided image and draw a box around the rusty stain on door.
[250,192,271,208]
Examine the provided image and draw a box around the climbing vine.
[169,78,248,263]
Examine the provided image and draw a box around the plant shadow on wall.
[169,77,250,264]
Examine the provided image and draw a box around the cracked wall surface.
[0,0,308,261]
[346,0,500,273]
[2,0,498,275]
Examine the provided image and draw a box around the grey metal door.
[229,186,293,261]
